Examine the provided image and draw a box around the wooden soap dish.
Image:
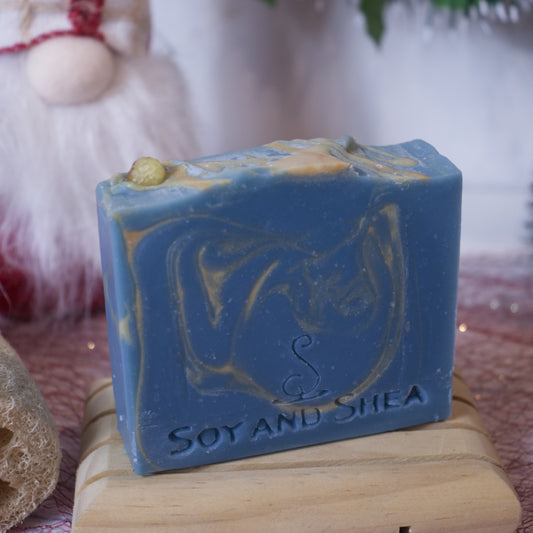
[72,372,521,532]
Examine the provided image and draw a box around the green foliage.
[359,0,512,45]
[359,0,388,45]
[256,0,518,45]
[431,0,505,10]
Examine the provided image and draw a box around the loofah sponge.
[0,335,61,532]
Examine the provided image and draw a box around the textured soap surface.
[96,136,462,475]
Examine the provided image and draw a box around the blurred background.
[150,0,533,255]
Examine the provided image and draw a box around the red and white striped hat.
[0,0,150,56]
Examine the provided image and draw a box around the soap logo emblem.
[165,202,406,410]
[274,334,328,405]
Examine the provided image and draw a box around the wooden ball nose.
[26,36,115,105]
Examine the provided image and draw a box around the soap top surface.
[97,136,460,215]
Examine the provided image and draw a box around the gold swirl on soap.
[161,202,406,413]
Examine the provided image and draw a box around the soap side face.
[97,137,462,474]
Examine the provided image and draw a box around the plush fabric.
[0,0,197,319]
[0,50,197,319]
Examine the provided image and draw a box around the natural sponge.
[0,334,61,532]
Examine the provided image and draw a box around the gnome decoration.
[0,0,197,319]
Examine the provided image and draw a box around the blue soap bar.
[96,136,462,475]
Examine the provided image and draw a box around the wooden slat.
[72,374,521,533]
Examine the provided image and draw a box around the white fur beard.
[0,52,197,318]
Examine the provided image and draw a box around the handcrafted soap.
[96,136,462,475]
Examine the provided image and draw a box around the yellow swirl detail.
[119,137,428,190]
[161,204,405,414]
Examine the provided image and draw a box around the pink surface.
[2,254,532,532]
